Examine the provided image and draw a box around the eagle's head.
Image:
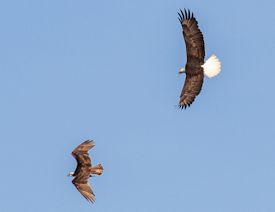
[67,171,75,177]
[179,67,185,74]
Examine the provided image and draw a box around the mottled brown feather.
[72,172,96,203]
[72,140,94,167]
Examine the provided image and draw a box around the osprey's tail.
[202,55,221,78]
[90,164,104,175]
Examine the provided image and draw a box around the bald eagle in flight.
[68,140,103,203]
[178,9,221,109]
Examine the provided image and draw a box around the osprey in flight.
[178,9,221,109]
[68,140,103,203]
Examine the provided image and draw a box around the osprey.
[68,140,103,203]
[178,9,221,109]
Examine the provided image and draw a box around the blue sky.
[1,0,275,211]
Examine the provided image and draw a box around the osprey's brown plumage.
[178,9,205,109]
[70,140,103,203]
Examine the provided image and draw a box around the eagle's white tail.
[202,55,221,78]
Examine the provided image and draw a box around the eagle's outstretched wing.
[179,73,204,109]
[72,140,95,168]
[178,9,205,108]
[72,172,96,203]
[178,9,205,64]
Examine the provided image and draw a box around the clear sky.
[1,0,275,211]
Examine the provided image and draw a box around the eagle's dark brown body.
[178,9,205,109]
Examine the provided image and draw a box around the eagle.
[68,140,104,203]
[178,9,221,109]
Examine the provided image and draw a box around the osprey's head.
[67,171,74,177]
[179,67,185,74]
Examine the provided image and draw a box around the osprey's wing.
[179,73,204,109]
[178,9,205,64]
[72,173,96,203]
[72,140,95,167]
